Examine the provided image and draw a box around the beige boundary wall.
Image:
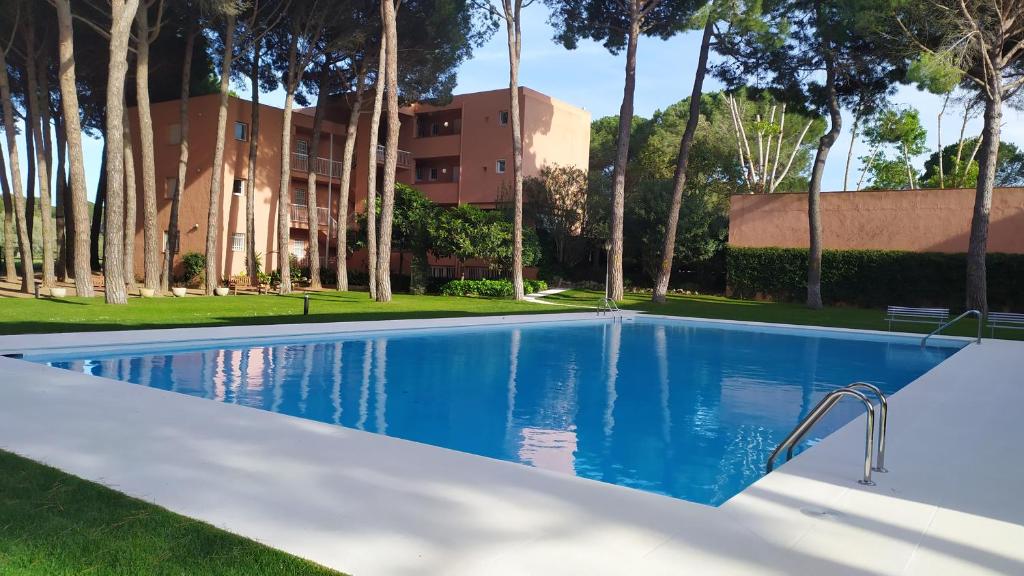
[728,187,1024,254]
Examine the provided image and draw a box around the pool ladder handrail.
[766,382,889,486]
[921,309,982,348]
[597,297,620,316]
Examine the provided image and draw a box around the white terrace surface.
[0,314,1022,576]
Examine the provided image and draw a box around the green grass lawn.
[544,289,1012,340]
[0,450,343,576]
[0,290,559,335]
[0,288,1012,339]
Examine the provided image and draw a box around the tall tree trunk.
[504,0,526,300]
[366,39,386,299]
[206,14,236,295]
[335,67,366,292]
[375,0,400,302]
[805,21,841,311]
[25,98,36,250]
[245,39,261,281]
[165,26,195,291]
[306,70,328,290]
[54,0,96,297]
[937,95,948,189]
[25,38,55,288]
[91,144,107,272]
[1,47,35,292]
[123,113,138,292]
[135,5,161,291]
[902,142,915,189]
[276,34,300,295]
[103,0,141,305]
[652,12,714,304]
[842,113,859,191]
[56,115,68,281]
[0,126,18,282]
[607,15,641,302]
[965,91,1000,316]
[29,44,56,289]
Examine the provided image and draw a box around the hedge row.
[726,247,1024,310]
[440,279,548,298]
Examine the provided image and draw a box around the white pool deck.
[1,313,1022,575]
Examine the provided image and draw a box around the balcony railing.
[291,153,345,178]
[376,145,413,169]
[289,204,338,237]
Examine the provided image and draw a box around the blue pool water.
[35,318,961,506]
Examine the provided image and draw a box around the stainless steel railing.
[597,297,620,316]
[921,309,982,348]
[767,383,889,486]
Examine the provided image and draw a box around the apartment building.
[128,87,591,283]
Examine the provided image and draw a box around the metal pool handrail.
[921,309,981,348]
[597,297,620,316]
[767,387,877,486]
[785,382,888,473]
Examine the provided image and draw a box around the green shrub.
[440,279,515,297]
[525,279,548,294]
[439,278,549,297]
[726,247,1024,310]
[180,252,206,284]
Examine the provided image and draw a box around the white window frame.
[429,167,438,181]
[231,233,245,252]
[162,230,180,254]
[295,139,310,156]
[234,121,249,141]
[293,187,308,206]
[232,178,246,196]
[498,110,509,126]
[167,124,182,145]
[496,159,506,174]
[164,177,178,200]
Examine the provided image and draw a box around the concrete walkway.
[0,315,1021,575]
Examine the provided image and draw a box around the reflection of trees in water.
[331,342,343,426]
[505,329,520,435]
[374,339,388,435]
[357,340,371,431]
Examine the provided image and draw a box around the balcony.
[290,204,338,238]
[291,153,345,178]
[376,145,413,169]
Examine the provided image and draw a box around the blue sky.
[6,7,1024,201]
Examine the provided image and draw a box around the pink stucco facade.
[728,188,1024,254]
[127,87,591,282]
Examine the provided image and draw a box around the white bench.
[886,306,949,331]
[987,312,1024,337]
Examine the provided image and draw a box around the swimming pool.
[33,317,962,506]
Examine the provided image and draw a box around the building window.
[232,179,246,196]
[295,139,309,156]
[496,159,506,174]
[167,124,181,145]
[415,165,425,182]
[498,110,509,126]
[164,177,178,200]
[231,233,245,252]
[452,166,460,182]
[293,187,308,206]
[429,167,438,181]
[163,230,180,254]
[430,123,440,136]
[234,121,248,141]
